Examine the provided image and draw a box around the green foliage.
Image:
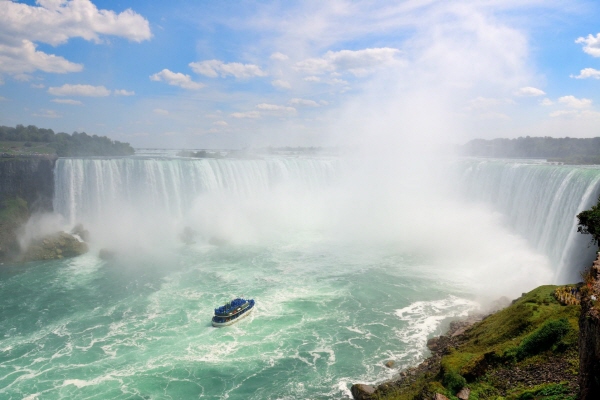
[0,125,134,157]
[0,141,56,155]
[464,302,533,351]
[515,318,571,360]
[442,371,467,393]
[516,382,574,400]
[50,131,134,156]
[577,195,600,247]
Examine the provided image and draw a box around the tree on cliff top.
[0,125,134,156]
[577,196,600,247]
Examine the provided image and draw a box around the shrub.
[516,382,574,400]
[442,371,467,393]
[516,318,570,360]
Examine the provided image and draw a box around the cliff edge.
[0,156,88,263]
[579,254,600,399]
[0,155,56,212]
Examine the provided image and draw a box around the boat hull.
[212,304,254,327]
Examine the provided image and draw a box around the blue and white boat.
[212,298,255,327]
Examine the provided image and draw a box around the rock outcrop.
[0,197,29,261]
[350,384,377,400]
[20,231,88,262]
[579,254,600,399]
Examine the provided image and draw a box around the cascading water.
[0,154,594,399]
[459,159,600,283]
[54,156,341,226]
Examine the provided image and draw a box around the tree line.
[460,136,600,163]
[0,124,134,157]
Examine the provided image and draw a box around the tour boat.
[212,298,255,327]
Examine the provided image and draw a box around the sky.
[0,0,600,149]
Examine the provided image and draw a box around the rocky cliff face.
[0,155,56,212]
[0,156,57,261]
[579,255,600,399]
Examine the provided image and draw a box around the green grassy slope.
[378,286,580,400]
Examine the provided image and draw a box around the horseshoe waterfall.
[1,155,599,399]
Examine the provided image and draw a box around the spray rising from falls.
[459,159,600,283]
[53,156,343,251]
[52,156,600,283]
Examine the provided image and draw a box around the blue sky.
[1,0,600,149]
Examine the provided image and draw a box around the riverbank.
[352,285,580,399]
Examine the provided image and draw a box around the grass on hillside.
[379,285,580,400]
[0,141,56,156]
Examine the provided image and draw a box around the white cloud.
[515,86,545,97]
[270,52,289,61]
[0,40,83,74]
[13,73,32,82]
[189,60,267,78]
[213,120,228,126]
[576,33,600,57]
[32,108,60,118]
[272,79,291,89]
[230,111,261,119]
[329,78,348,85]
[52,98,82,105]
[571,68,600,79]
[0,0,150,75]
[304,76,320,82]
[550,109,600,119]
[295,47,401,75]
[256,103,296,114]
[290,98,320,107]
[114,89,135,96]
[540,98,553,106]
[31,83,45,89]
[48,84,110,97]
[153,108,169,115]
[0,0,151,46]
[550,110,576,118]
[150,69,204,90]
[558,95,592,109]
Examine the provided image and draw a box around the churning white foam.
[394,296,479,367]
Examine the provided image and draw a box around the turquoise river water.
[1,156,599,399]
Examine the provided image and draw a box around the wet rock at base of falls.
[21,231,88,262]
[98,248,117,261]
[350,384,377,400]
[71,223,90,242]
[180,226,197,245]
[208,236,228,246]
